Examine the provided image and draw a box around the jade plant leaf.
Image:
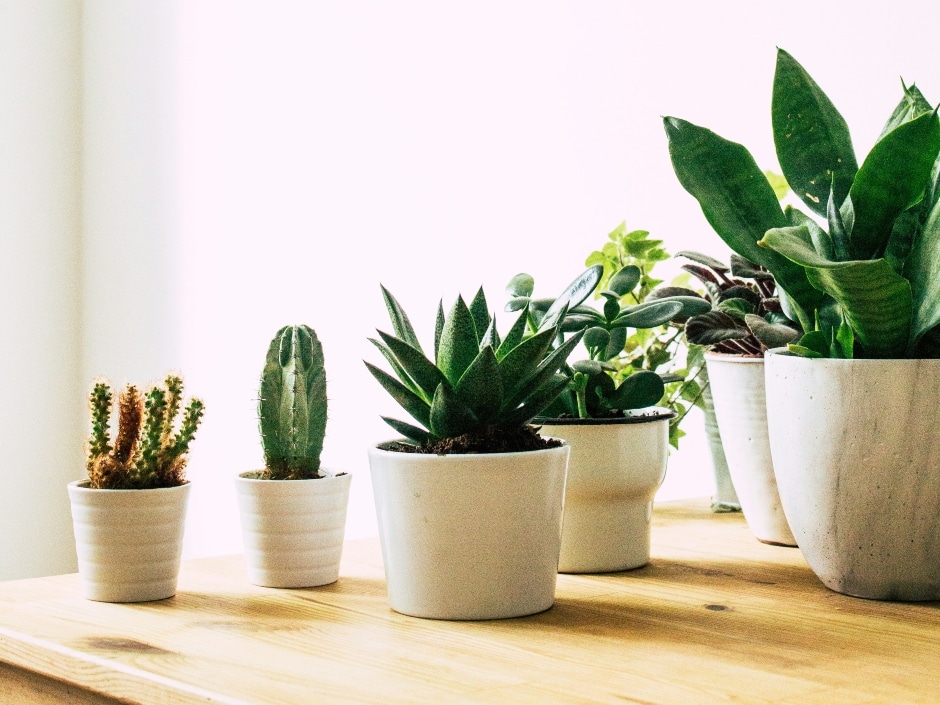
[607,370,664,410]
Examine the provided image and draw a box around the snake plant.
[665,48,940,359]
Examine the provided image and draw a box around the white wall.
[172,0,940,558]
[4,1,940,577]
[0,1,83,580]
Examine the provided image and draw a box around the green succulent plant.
[86,373,205,489]
[506,264,710,419]
[366,279,590,450]
[258,325,328,480]
[665,48,940,359]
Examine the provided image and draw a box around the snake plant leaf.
[364,361,432,429]
[744,313,800,349]
[500,374,571,427]
[847,110,940,260]
[905,197,940,347]
[827,185,852,261]
[760,227,913,358]
[468,288,490,344]
[368,337,424,399]
[496,309,529,360]
[455,346,503,423]
[786,205,834,260]
[429,383,478,439]
[381,416,430,446]
[685,310,750,346]
[505,273,535,298]
[879,82,934,141]
[664,116,823,330]
[381,285,423,353]
[612,299,685,328]
[377,331,448,402]
[608,370,664,410]
[541,265,602,330]
[503,329,585,410]
[608,266,642,297]
[772,48,858,217]
[437,295,479,385]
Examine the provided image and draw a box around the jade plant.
[86,373,205,489]
[257,324,328,480]
[679,251,801,355]
[665,48,940,359]
[366,276,592,453]
[506,264,709,419]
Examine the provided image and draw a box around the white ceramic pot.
[765,351,940,601]
[236,470,352,588]
[701,368,740,511]
[538,412,671,573]
[368,442,569,620]
[706,353,795,546]
[67,481,190,602]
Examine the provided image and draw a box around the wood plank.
[0,499,936,704]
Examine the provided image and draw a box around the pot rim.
[371,438,569,458]
[765,347,940,365]
[237,469,349,482]
[704,351,765,363]
[68,479,191,493]
[534,408,676,426]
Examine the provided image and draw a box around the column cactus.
[258,325,328,480]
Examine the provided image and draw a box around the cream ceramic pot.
[68,481,190,602]
[765,351,940,600]
[705,353,795,546]
[368,442,569,620]
[538,412,672,573]
[236,470,352,588]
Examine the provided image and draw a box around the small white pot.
[67,481,190,603]
[765,351,940,601]
[235,470,352,588]
[706,353,795,546]
[538,412,671,573]
[368,442,569,620]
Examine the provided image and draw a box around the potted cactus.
[665,48,940,600]
[506,264,708,573]
[236,325,351,589]
[365,278,587,620]
[679,251,800,547]
[69,373,204,602]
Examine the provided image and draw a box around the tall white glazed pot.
[537,412,672,573]
[368,442,569,620]
[765,350,940,600]
[705,353,795,546]
[68,481,190,602]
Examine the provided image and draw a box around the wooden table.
[0,499,937,704]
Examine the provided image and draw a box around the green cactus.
[258,325,328,480]
[85,374,205,489]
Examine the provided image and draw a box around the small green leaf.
[608,370,665,410]
[381,286,423,353]
[608,266,641,296]
[541,266,602,330]
[506,273,535,298]
[583,326,611,354]
[685,311,749,346]
[744,314,800,349]
[613,300,684,328]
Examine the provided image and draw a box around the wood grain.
[0,499,937,704]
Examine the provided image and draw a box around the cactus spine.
[259,325,328,480]
[85,374,205,489]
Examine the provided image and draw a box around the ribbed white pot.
[67,481,190,603]
[705,353,795,546]
[765,351,940,601]
[368,442,569,620]
[236,471,352,588]
[538,412,671,573]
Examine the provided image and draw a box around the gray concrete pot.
[765,350,940,601]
